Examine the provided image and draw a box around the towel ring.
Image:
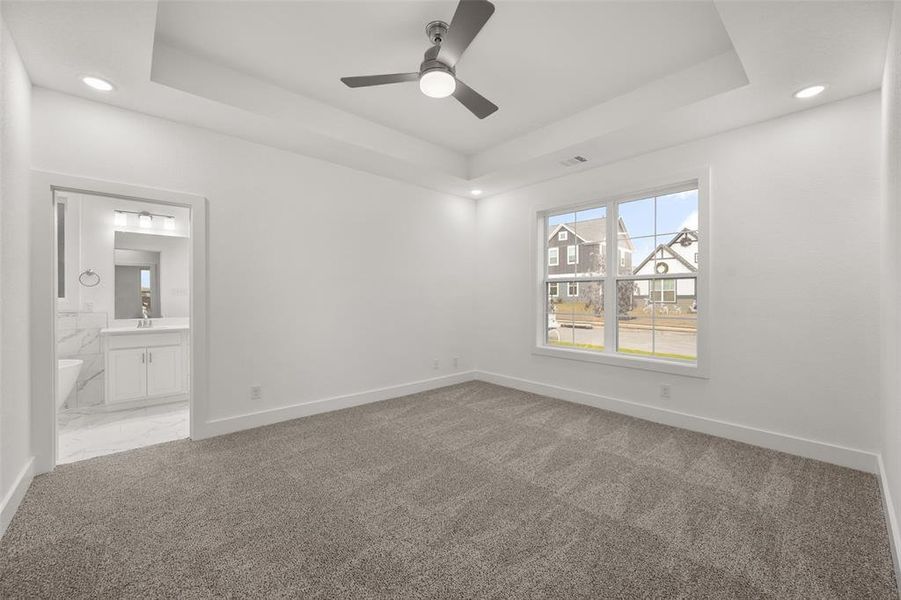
[78,269,101,287]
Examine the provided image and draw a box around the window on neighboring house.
[540,183,702,371]
[549,282,559,297]
[651,279,676,303]
[558,230,568,241]
[548,247,559,266]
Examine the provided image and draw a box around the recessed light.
[470,189,483,196]
[793,85,825,99]
[82,76,114,92]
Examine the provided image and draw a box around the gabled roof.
[631,227,698,274]
[667,228,698,247]
[632,243,697,274]
[548,218,605,244]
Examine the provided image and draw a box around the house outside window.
[539,180,705,375]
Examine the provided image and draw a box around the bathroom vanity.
[101,326,189,406]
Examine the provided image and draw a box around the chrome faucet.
[137,307,152,328]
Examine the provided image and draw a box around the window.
[56,201,66,299]
[558,230,568,241]
[548,247,559,266]
[539,182,703,373]
[651,279,675,303]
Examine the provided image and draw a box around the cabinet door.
[146,345,183,397]
[109,348,148,402]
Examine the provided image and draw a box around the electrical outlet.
[660,384,671,400]
[433,359,439,370]
[250,385,263,401]
[453,356,459,368]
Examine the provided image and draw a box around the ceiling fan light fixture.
[419,69,456,99]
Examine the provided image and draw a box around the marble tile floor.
[57,401,189,464]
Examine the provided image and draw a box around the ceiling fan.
[340,0,498,119]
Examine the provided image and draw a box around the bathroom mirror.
[114,249,161,318]
[113,231,190,320]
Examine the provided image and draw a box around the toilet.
[57,359,83,409]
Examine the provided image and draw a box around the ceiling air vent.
[560,155,588,167]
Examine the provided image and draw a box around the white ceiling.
[155,1,734,154]
[1,1,893,198]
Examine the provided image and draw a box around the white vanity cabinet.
[103,329,189,405]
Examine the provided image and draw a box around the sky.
[548,189,698,262]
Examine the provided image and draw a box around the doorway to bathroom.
[53,189,192,464]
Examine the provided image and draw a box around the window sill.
[532,345,709,379]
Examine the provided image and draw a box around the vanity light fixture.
[82,76,114,92]
[793,85,825,99]
[114,208,177,230]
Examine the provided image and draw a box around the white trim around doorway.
[31,171,209,474]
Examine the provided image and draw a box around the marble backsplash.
[57,311,108,409]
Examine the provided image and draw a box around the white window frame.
[548,247,559,266]
[533,171,709,378]
[568,282,578,297]
[549,282,559,297]
[566,245,578,265]
[558,230,568,241]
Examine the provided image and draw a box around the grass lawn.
[549,340,696,362]
[549,340,604,351]
[618,347,696,361]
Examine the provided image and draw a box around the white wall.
[880,0,901,572]
[31,88,476,424]
[476,91,882,457]
[0,13,33,532]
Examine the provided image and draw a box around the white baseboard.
[474,371,878,473]
[876,455,901,597]
[194,368,877,473]
[193,371,477,440]
[0,457,34,539]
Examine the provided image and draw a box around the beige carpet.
[0,381,896,598]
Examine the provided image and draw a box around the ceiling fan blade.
[438,0,495,67]
[452,79,498,119]
[340,73,419,88]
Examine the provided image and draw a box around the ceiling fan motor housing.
[426,20,449,45]
[420,42,454,78]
